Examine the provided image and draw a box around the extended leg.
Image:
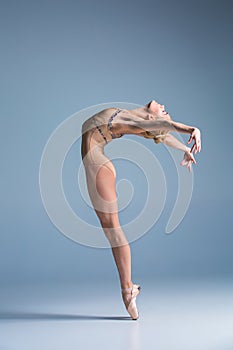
[85,158,140,318]
[111,244,132,289]
[92,161,133,289]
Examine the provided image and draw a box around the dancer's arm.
[161,133,197,172]
[131,117,193,134]
[162,133,190,152]
[129,117,201,154]
[170,121,201,154]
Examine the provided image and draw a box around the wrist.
[190,127,195,134]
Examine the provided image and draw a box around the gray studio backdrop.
[0,0,232,287]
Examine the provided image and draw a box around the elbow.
[162,120,173,131]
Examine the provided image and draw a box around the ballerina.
[81,100,201,320]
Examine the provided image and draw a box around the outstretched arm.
[170,121,201,153]
[161,133,197,172]
[131,117,194,134]
[130,117,201,154]
[162,133,190,152]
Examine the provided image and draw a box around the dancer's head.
[146,100,170,119]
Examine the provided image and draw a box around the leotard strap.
[108,109,123,139]
[93,118,108,144]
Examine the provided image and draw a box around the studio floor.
[0,278,233,350]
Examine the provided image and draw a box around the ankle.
[121,282,133,291]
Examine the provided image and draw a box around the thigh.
[96,162,117,202]
[94,164,121,227]
[84,154,119,215]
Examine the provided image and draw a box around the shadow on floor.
[0,312,132,321]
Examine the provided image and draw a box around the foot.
[121,284,141,320]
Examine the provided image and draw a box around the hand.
[188,127,201,154]
[180,149,197,172]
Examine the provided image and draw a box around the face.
[147,100,169,118]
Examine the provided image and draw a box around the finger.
[181,159,187,166]
[187,137,193,144]
[197,138,201,152]
[188,161,192,173]
[198,141,202,152]
[191,153,197,163]
[191,155,197,164]
[191,144,196,153]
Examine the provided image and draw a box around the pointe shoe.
[121,284,141,320]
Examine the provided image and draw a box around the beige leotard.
[81,108,168,213]
[81,108,125,213]
[81,108,124,176]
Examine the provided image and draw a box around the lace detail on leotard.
[93,118,108,144]
[108,109,123,139]
[92,108,124,144]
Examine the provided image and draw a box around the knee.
[97,213,119,228]
[103,226,128,247]
[96,212,128,246]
